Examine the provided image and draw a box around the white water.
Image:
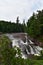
[5,34,43,59]
[12,38,43,58]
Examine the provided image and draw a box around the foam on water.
[5,34,43,59]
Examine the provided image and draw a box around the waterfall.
[5,33,43,59]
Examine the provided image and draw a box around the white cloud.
[0,0,43,23]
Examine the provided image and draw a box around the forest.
[0,10,43,37]
[0,9,43,43]
[0,9,43,65]
[27,10,43,44]
[0,17,26,33]
[27,10,43,38]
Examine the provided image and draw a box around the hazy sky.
[0,0,43,23]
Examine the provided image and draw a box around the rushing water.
[6,33,43,59]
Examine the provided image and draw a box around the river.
[5,33,43,59]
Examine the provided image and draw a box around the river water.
[5,33,43,59]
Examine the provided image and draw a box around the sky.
[0,0,43,23]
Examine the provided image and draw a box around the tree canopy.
[0,17,26,33]
[27,10,43,39]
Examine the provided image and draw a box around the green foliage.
[0,35,43,65]
[0,10,43,65]
[27,10,43,39]
[0,20,25,33]
[27,13,40,38]
[16,16,19,24]
[0,35,22,65]
[37,50,43,60]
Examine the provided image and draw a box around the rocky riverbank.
[28,36,43,47]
